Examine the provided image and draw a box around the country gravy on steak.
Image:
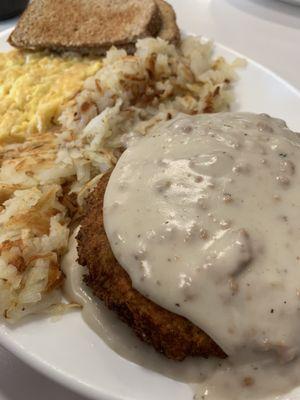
[64,112,300,399]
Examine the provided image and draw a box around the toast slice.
[156,0,180,45]
[8,0,162,55]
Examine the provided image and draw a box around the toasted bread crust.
[8,0,180,55]
[77,172,226,361]
[156,0,180,45]
[8,0,162,55]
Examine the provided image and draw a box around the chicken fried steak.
[77,172,225,361]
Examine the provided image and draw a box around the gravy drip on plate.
[63,112,300,400]
[63,230,300,400]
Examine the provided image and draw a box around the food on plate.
[0,184,68,320]
[0,33,240,322]
[77,172,226,361]
[75,111,300,391]
[8,0,179,55]
[0,131,72,320]
[60,36,241,150]
[2,0,300,396]
[0,50,101,144]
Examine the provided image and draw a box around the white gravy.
[63,113,300,400]
[62,232,300,400]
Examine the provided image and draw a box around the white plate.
[1,20,300,400]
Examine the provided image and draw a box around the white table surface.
[0,1,299,399]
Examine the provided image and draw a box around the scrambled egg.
[0,50,101,144]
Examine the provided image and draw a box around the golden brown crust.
[77,172,226,361]
[8,0,162,55]
[155,0,180,45]
[8,0,180,55]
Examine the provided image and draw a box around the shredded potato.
[0,36,242,322]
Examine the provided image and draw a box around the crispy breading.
[77,172,226,361]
